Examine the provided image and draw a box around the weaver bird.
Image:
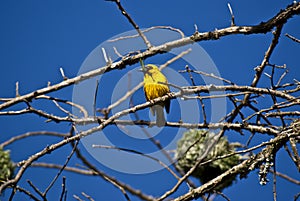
[140,64,170,127]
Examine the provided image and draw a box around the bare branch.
[36,95,88,118]
[27,180,44,199]
[178,68,236,85]
[285,33,300,43]
[81,192,94,201]
[108,26,185,42]
[92,144,180,180]
[270,169,300,185]
[182,65,207,124]
[173,131,296,201]
[1,3,300,200]
[14,186,40,201]
[71,140,155,201]
[31,162,96,175]
[107,0,152,49]
[1,3,299,111]
[59,177,67,201]
[0,131,67,148]
[157,130,225,201]
[43,140,79,196]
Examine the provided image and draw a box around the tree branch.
[173,131,297,201]
[1,2,299,111]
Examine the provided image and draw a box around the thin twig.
[27,180,44,199]
[0,131,67,148]
[59,177,67,201]
[227,3,235,26]
[43,140,79,196]
[73,195,83,201]
[227,24,284,123]
[172,131,294,201]
[52,99,76,118]
[101,47,111,65]
[184,65,207,124]
[244,99,300,122]
[68,126,154,201]
[276,69,289,88]
[107,0,152,49]
[113,46,123,58]
[285,33,300,43]
[157,130,225,201]
[15,186,40,201]
[129,91,197,189]
[92,144,180,180]
[31,162,96,175]
[109,26,185,42]
[81,192,95,201]
[182,92,251,100]
[93,80,99,117]
[270,169,300,185]
[284,145,299,172]
[36,95,88,118]
[273,155,277,201]
[179,69,236,85]
[214,190,231,201]
[0,3,299,111]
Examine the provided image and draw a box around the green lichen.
[175,129,241,191]
[0,147,14,183]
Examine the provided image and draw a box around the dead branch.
[0,3,299,112]
[173,130,297,201]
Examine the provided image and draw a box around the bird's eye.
[147,65,153,69]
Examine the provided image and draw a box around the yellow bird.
[141,64,170,127]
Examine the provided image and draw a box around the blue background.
[0,1,299,200]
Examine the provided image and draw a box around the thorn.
[102,47,112,65]
[102,47,108,63]
[194,24,198,33]
[113,46,123,58]
[59,67,68,80]
[15,81,20,97]
[227,3,235,26]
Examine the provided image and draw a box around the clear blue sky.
[0,1,299,200]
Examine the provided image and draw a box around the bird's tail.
[153,105,166,127]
